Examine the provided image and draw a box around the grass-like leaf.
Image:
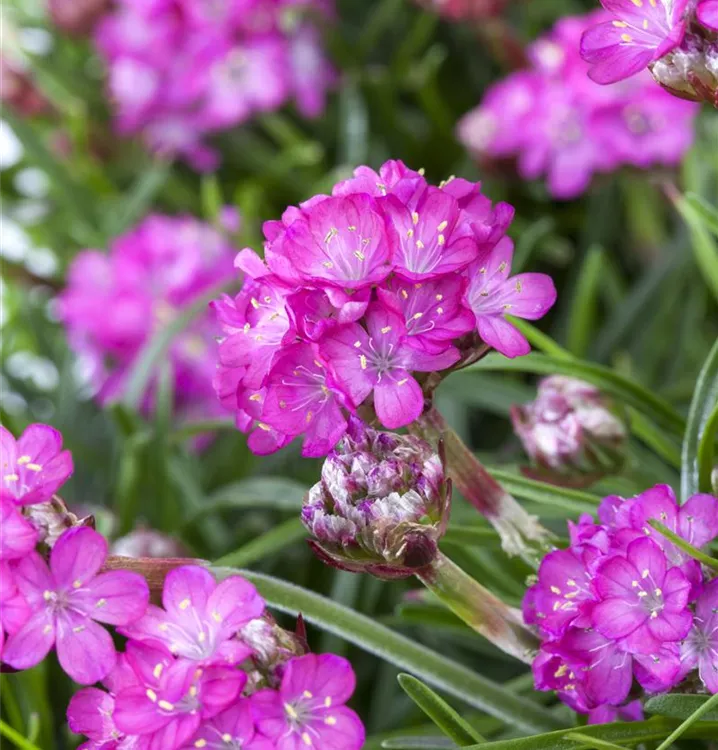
[487,469,599,515]
[681,338,718,499]
[676,194,718,303]
[213,517,306,568]
[646,693,718,722]
[398,674,486,746]
[210,569,564,734]
[648,520,718,572]
[655,693,718,750]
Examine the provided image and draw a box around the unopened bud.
[111,528,188,559]
[302,418,450,579]
[511,376,627,488]
[25,495,94,547]
[239,613,307,686]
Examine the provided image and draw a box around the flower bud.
[25,495,95,547]
[301,418,451,579]
[511,376,628,488]
[111,528,188,558]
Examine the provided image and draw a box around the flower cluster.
[524,484,718,721]
[414,0,506,20]
[59,214,237,424]
[302,418,451,578]
[93,0,335,169]
[581,1,718,106]
[458,11,698,199]
[511,376,628,487]
[0,425,364,750]
[212,160,557,457]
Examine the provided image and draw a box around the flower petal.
[67,688,116,741]
[476,315,530,358]
[374,373,423,429]
[3,609,55,670]
[50,527,108,590]
[208,575,265,635]
[592,598,646,639]
[281,653,357,706]
[80,571,150,625]
[56,612,116,684]
[162,565,216,619]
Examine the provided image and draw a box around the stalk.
[411,405,552,567]
[415,551,538,664]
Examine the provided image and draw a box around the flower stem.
[411,405,552,566]
[415,551,538,664]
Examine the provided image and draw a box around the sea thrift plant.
[59,214,237,424]
[92,0,335,169]
[212,159,557,457]
[581,0,718,105]
[458,11,699,198]
[510,375,628,487]
[524,484,718,718]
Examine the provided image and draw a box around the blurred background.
[1,0,717,747]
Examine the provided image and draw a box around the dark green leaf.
[646,693,718,722]
[213,517,306,568]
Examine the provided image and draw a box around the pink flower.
[698,0,718,29]
[253,653,365,750]
[591,537,692,655]
[67,687,135,750]
[680,578,718,693]
[465,240,557,358]
[581,0,690,84]
[588,700,643,725]
[0,493,37,560]
[182,699,274,750]
[321,306,457,429]
[0,424,73,506]
[3,527,149,684]
[59,215,236,426]
[113,641,244,750]
[0,562,31,661]
[120,565,264,665]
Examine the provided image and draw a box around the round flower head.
[301,419,451,579]
[511,376,628,486]
[252,652,365,750]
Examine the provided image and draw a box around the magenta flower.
[0,492,37,560]
[3,527,149,684]
[698,0,718,29]
[120,565,263,665]
[67,687,133,750]
[465,240,557,358]
[0,562,31,660]
[680,578,718,693]
[591,537,692,655]
[321,306,457,429]
[253,653,365,750]
[287,287,371,343]
[588,700,643,725]
[262,343,349,458]
[182,699,274,750]
[0,424,73,506]
[59,215,237,426]
[581,0,690,84]
[113,641,244,750]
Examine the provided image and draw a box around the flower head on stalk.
[301,419,450,579]
[525,483,718,717]
[213,160,556,456]
[511,376,628,487]
[581,1,718,105]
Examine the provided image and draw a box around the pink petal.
[50,527,108,589]
[679,493,718,547]
[504,273,557,320]
[374,373,423,429]
[13,550,53,607]
[16,424,63,464]
[56,612,117,684]
[207,575,265,634]
[162,565,216,618]
[0,427,18,468]
[592,598,646,639]
[199,666,245,719]
[3,609,55,670]
[113,686,173,735]
[309,706,365,750]
[0,496,37,560]
[647,609,692,642]
[698,0,718,30]
[476,315,531,358]
[282,653,357,705]
[302,400,348,458]
[626,538,666,584]
[67,687,115,741]
[80,571,150,625]
[320,325,374,408]
[595,555,638,599]
[145,715,200,750]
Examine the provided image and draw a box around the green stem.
[412,406,552,566]
[415,551,538,664]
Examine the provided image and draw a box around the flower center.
[633,571,664,618]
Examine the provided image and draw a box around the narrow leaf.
[0,720,42,750]
[566,246,605,358]
[681,338,718,499]
[685,192,718,236]
[648,520,718,571]
[398,674,485,746]
[213,517,306,568]
[382,739,456,749]
[487,469,599,515]
[655,692,718,750]
[210,570,564,734]
[646,693,718,722]
[675,195,718,302]
[107,160,172,236]
[564,733,627,750]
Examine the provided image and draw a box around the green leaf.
[201,174,224,222]
[0,720,43,750]
[106,160,172,236]
[169,418,237,443]
[681,338,718,499]
[675,194,718,303]
[563,733,626,750]
[382,739,456,749]
[646,693,718,722]
[566,246,605,358]
[398,674,486,746]
[211,570,564,734]
[508,320,572,360]
[122,279,235,410]
[182,477,307,531]
[487,469,599,515]
[648,519,718,571]
[655,692,718,750]
[698,402,718,494]
[461,717,718,749]
[213,517,306,568]
[468,353,685,437]
[685,192,718,236]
